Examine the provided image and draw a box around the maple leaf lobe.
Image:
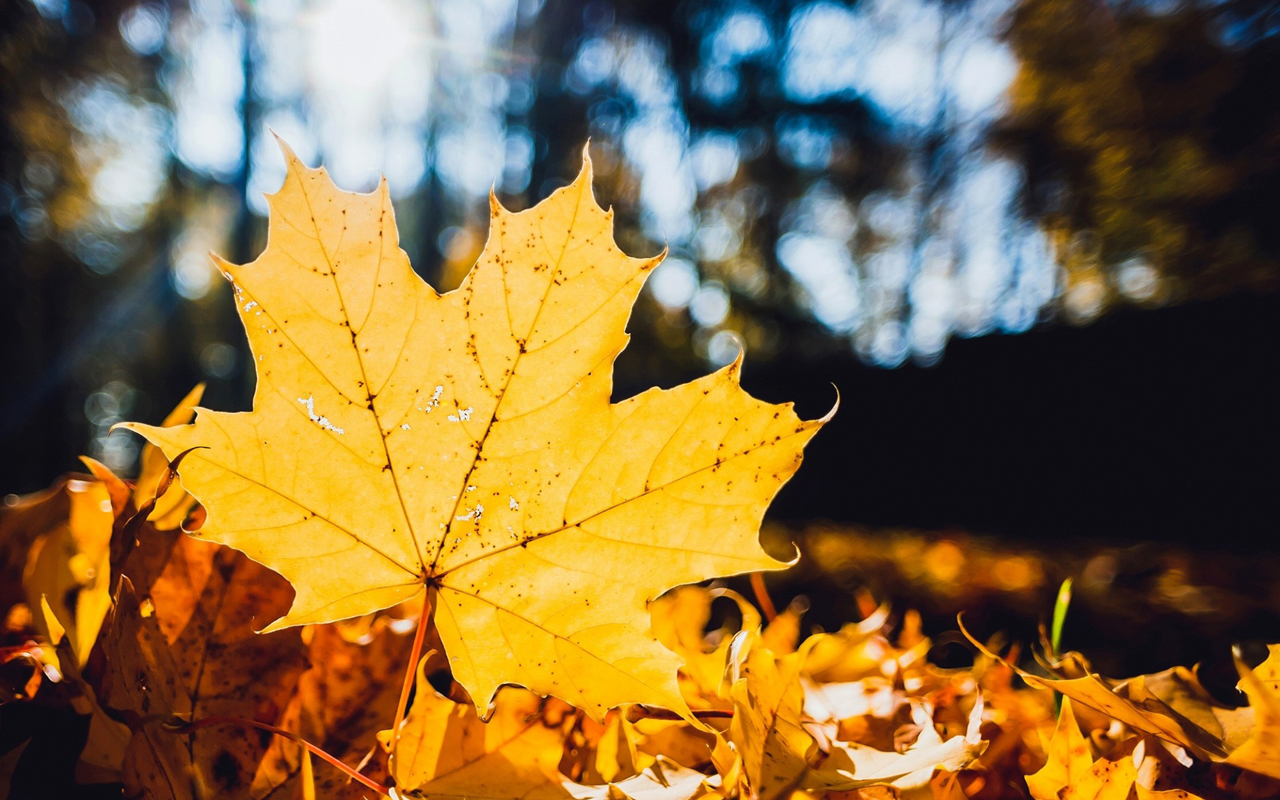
[122,138,829,719]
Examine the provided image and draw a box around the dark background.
[742,291,1280,547]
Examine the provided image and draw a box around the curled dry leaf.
[965,620,1280,794]
[1,481,71,626]
[963,618,1230,761]
[800,605,897,685]
[649,585,759,709]
[121,139,829,721]
[79,455,132,516]
[721,631,986,800]
[135,384,205,531]
[812,696,986,792]
[1136,665,1255,753]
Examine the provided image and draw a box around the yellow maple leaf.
[1025,697,1092,800]
[120,139,827,720]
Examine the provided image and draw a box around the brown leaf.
[0,481,72,639]
[251,615,415,799]
[102,539,306,799]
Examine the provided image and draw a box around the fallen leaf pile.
[3,144,1280,800]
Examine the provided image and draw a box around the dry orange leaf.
[122,139,827,719]
[22,478,114,667]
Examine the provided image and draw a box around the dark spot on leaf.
[212,750,241,790]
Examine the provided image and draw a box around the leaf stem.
[166,715,389,796]
[750,572,778,622]
[392,593,433,744]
